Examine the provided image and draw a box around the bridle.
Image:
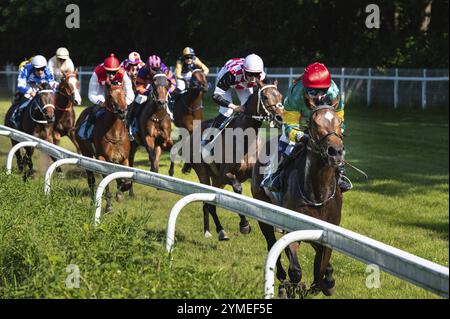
[247,84,284,124]
[151,73,170,107]
[104,84,127,118]
[296,105,343,206]
[56,73,78,111]
[29,89,55,124]
[307,105,343,163]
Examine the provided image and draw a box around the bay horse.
[74,82,131,212]
[251,104,344,298]
[128,72,174,197]
[173,69,208,133]
[53,70,82,152]
[4,83,55,180]
[182,79,284,241]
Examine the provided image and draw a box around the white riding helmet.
[31,55,47,69]
[243,54,264,73]
[56,47,70,59]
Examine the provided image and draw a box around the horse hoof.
[204,231,212,238]
[169,169,174,177]
[105,206,113,214]
[116,192,123,202]
[239,222,251,235]
[321,280,336,296]
[218,230,229,241]
[56,171,65,179]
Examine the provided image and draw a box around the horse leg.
[104,180,113,214]
[87,170,96,199]
[11,140,24,173]
[68,128,82,154]
[311,244,335,296]
[258,221,288,298]
[224,172,251,235]
[284,242,305,298]
[23,146,35,181]
[144,136,158,173]
[154,145,162,174]
[169,161,175,177]
[116,158,131,202]
[128,142,138,198]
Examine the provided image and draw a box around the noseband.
[307,105,343,162]
[249,84,284,123]
[30,89,55,124]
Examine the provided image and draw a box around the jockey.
[133,55,176,119]
[261,62,352,193]
[208,53,266,131]
[10,55,58,128]
[173,47,209,99]
[86,53,135,128]
[121,51,145,83]
[47,47,75,82]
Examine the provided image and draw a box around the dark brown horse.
[183,79,284,240]
[251,104,344,298]
[74,83,131,212]
[4,83,55,180]
[128,72,174,194]
[173,69,208,133]
[53,71,82,152]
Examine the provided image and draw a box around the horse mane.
[40,82,52,90]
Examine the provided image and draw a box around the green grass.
[0,98,448,299]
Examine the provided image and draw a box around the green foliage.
[0,0,448,67]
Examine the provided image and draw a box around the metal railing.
[0,125,448,298]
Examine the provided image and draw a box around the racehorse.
[128,72,174,196]
[53,70,82,152]
[182,79,284,241]
[74,82,131,212]
[251,104,344,298]
[173,69,208,133]
[4,83,56,180]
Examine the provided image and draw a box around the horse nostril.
[327,146,338,157]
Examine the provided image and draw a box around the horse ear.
[74,67,78,75]
[273,79,278,87]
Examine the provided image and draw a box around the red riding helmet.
[103,53,121,71]
[302,62,331,89]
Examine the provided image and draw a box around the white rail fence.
[0,125,448,298]
[1,66,449,109]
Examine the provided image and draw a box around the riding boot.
[337,166,352,192]
[10,98,29,129]
[261,153,287,192]
[88,104,100,127]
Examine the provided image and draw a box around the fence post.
[340,67,345,104]
[394,68,399,109]
[422,69,427,110]
[367,68,372,106]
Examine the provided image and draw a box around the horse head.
[106,82,128,120]
[248,79,284,128]
[308,105,345,168]
[34,83,56,124]
[150,72,170,108]
[189,69,209,93]
[60,70,82,106]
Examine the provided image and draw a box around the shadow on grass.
[399,220,449,241]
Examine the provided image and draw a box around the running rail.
[0,125,448,297]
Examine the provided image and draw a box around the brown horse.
[251,104,344,298]
[74,83,131,212]
[173,69,208,133]
[128,72,174,193]
[53,71,82,152]
[4,83,55,180]
[182,79,284,240]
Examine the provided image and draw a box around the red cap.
[103,53,121,71]
[302,62,331,89]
